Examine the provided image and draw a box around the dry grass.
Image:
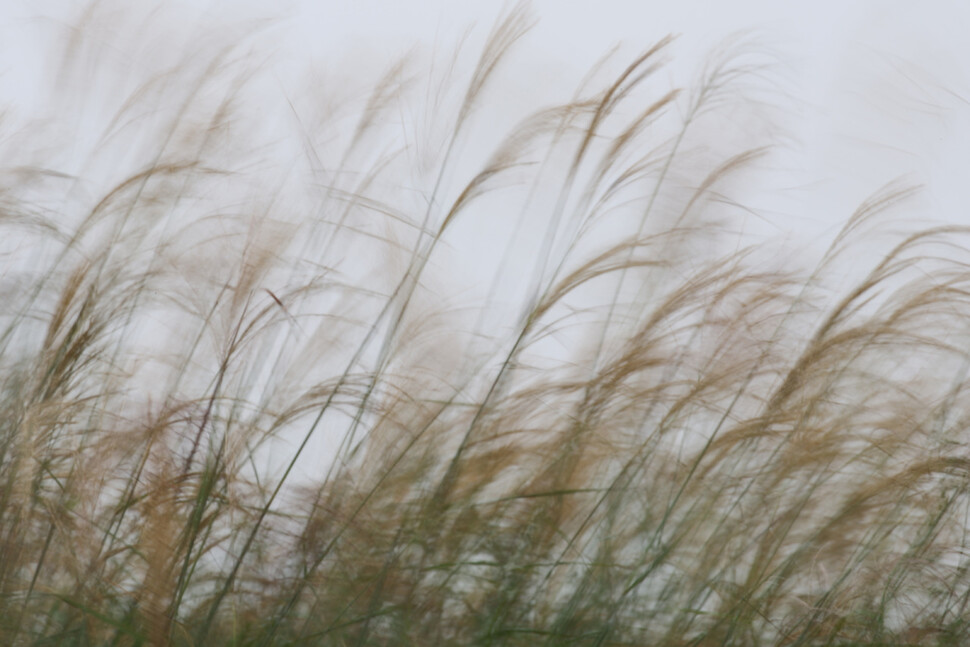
[2,3,970,646]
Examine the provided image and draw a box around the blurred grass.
[2,3,970,646]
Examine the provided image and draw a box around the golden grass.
[2,3,970,645]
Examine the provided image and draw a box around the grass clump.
[2,3,970,645]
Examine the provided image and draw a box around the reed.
[2,3,969,645]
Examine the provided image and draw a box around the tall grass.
[3,3,970,645]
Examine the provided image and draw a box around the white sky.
[381,3,964,228]
[4,0,968,250]
[280,0,970,229]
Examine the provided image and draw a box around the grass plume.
[2,3,970,645]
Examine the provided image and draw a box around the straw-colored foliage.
[2,3,970,645]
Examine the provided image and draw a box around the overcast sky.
[3,1,969,263]
[284,0,970,239]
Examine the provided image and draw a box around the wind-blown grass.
[2,3,970,645]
